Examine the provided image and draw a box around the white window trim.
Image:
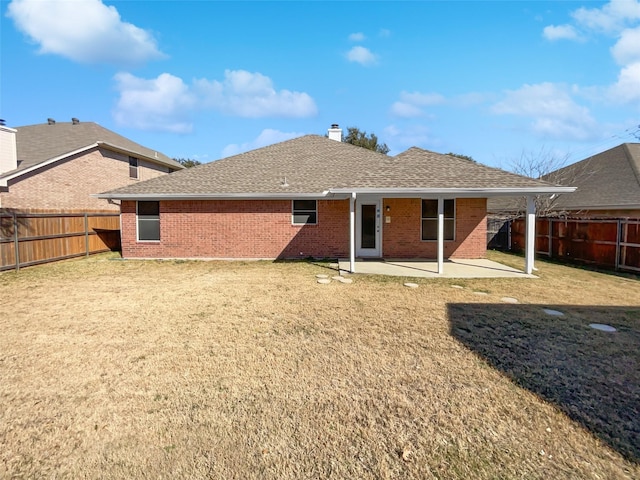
[136,201,160,242]
[421,198,456,242]
[291,199,318,225]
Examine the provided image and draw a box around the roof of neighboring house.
[546,143,640,210]
[1,121,182,181]
[488,143,640,214]
[98,135,573,199]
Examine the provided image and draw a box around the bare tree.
[500,147,597,218]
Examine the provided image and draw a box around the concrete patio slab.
[337,258,536,279]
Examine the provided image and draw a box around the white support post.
[349,192,356,273]
[525,196,536,274]
[437,197,444,275]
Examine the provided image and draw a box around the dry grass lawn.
[1,251,639,479]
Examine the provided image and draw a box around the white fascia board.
[0,144,98,187]
[96,142,184,170]
[93,191,334,201]
[328,187,576,197]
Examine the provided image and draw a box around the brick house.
[0,119,183,212]
[98,125,573,274]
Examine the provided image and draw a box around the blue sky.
[1,0,639,169]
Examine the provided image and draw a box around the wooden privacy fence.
[504,217,640,273]
[0,211,121,271]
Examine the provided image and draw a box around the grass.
[0,251,638,479]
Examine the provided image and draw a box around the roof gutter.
[96,141,183,170]
[93,191,335,201]
[328,186,577,197]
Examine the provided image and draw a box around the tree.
[342,127,390,155]
[505,147,594,217]
[174,157,202,168]
[446,152,476,163]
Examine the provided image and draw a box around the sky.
[1,0,639,170]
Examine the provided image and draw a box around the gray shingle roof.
[3,121,181,178]
[99,135,568,198]
[546,143,640,210]
[488,143,640,214]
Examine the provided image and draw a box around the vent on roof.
[72,117,79,125]
[0,119,5,126]
[47,118,56,125]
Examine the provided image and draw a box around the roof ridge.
[622,143,640,188]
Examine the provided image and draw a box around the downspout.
[349,192,356,273]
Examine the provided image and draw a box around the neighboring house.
[0,119,183,212]
[98,125,573,274]
[488,143,640,218]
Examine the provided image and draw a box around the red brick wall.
[121,197,488,260]
[121,199,350,259]
[0,147,170,211]
[382,198,487,259]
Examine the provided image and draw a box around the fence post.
[615,219,622,271]
[84,213,90,257]
[13,212,20,271]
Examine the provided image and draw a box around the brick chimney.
[328,124,342,142]
[0,124,18,175]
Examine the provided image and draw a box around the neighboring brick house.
[98,125,573,274]
[0,119,183,212]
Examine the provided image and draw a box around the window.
[292,200,317,225]
[129,157,139,179]
[137,201,160,241]
[422,199,455,241]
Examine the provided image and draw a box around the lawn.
[1,251,638,479]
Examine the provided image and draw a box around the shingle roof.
[2,121,181,178]
[99,135,569,198]
[487,143,640,214]
[546,143,640,210]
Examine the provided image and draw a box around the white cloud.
[346,46,378,66]
[194,70,317,118]
[221,129,304,157]
[492,83,598,140]
[390,102,424,118]
[608,61,640,103]
[113,73,195,133]
[400,91,446,106]
[113,70,317,131]
[348,32,365,42]
[611,26,640,64]
[383,124,434,150]
[6,0,164,65]
[572,0,640,34]
[543,24,582,41]
[390,91,445,118]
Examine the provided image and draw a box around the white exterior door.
[356,199,381,257]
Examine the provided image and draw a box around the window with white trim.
[137,201,160,241]
[129,157,139,179]
[292,200,317,225]
[421,199,455,241]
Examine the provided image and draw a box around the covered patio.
[338,258,536,279]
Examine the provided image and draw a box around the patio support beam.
[525,195,536,274]
[349,192,356,273]
[437,197,444,274]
